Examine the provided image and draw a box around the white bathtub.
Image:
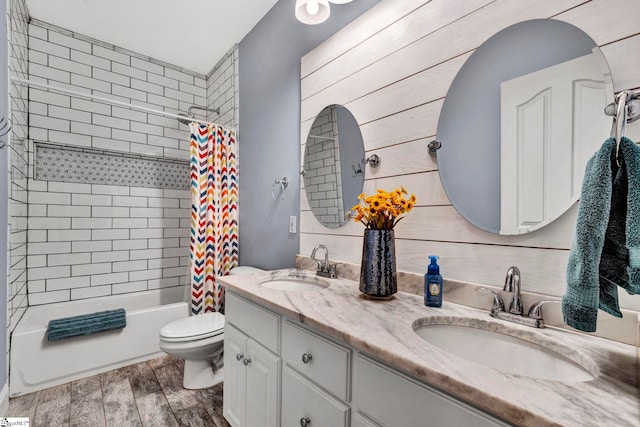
[9,287,188,397]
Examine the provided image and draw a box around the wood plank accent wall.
[299,0,640,312]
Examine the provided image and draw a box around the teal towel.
[563,137,640,332]
[47,308,126,341]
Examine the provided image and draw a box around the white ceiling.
[25,0,280,75]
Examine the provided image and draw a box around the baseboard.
[0,382,9,416]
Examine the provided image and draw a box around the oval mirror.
[303,104,365,228]
[436,19,614,235]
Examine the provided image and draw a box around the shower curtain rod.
[11,77,228,128]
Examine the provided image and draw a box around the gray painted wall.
[238,0,379,269]
[1,0,8,386]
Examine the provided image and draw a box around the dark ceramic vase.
[359,229,397,298]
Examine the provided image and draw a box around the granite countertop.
[218,269,640,427]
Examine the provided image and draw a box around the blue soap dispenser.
[424,255,443,307]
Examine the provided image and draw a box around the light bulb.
[306,0,319,16]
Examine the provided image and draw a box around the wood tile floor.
[6,354,231,427]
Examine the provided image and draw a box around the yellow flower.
[352,186,416,229]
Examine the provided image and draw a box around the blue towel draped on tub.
[47,308,126,341]
[562,137,640,332]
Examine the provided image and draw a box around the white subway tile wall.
[27,20,207,159]
[21,20,236,305]
[206,45,238,128]
[8,0,29,334]
[25,180,191,305]
[7,0,29,386]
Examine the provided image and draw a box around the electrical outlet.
[289,215,297,233]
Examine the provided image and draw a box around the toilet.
[159,266,265,389]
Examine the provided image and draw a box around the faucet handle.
[479,287,505,313]
[527,300,559,320]
[328,263,337,278]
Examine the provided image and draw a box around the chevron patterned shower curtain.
[189,123,239,314]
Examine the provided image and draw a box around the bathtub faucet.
[310,244,336,278]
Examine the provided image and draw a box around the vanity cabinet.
[223,293,281,427]
[223,291,510,427]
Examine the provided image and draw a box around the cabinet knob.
[300,417,311,427]
[236,353,244,361]
[301,353,313,364]
[243,358,252,366]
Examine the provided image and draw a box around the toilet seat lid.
[160,312,225,341]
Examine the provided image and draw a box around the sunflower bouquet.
[352,186,416,230]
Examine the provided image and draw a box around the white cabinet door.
[223,324,248,427]
[223,322,280,427]
[246,338,281,427]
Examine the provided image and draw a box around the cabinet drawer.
[282,320,350,400]
[282,367,349,427]
[226,292,280,353]
[353,354,510,427]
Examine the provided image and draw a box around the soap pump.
[424,255,443,307]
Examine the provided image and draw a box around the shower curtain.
[189,123,239,314]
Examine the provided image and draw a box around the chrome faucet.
[527,300,559,327]
[310,244,336,278]
[503,266,523,315]
[479,266,555,329]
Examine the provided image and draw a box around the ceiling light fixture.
[295,0,331,25]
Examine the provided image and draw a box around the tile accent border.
[35,142,189,190]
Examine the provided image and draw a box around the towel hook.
[272,177,288,201]
[362,154,381,168]
[614,91,629,167]
[605,89,640,123]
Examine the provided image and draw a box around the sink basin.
[413,319,596,382]
[258,270,330,291]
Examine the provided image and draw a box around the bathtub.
[10,287,188,397]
